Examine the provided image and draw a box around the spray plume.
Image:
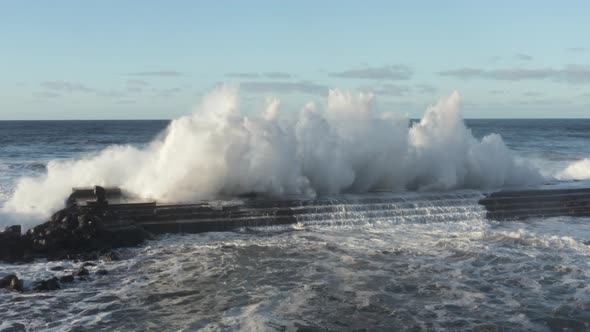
[3,86,543,224]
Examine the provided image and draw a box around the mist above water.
[3,86,543,219]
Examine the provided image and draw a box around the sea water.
[1,105,590,329]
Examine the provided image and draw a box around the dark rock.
[46,277,60,291]
[59,275,75,283]
[102,251,119,262]
[294,324,327,332]
[53,251,99,262]
[10,278,24,292]
[96,269,109,276]
[33,277,60,292]
[553,304,575,317]
[0,226,25,262]
[1,194,151,263]
[90,186,109,215]
[3,225,21,234]
[50,266,64,271]
[65,192,77,210]
[50,209,67,223]
[61,213,79,230]
[74,267,89,277]
[8,322,26,331]
[547,317,586,331]
[0,274,23,292]
[77,252,99,262]
[77,213,91,227]
[23,205,102,255]
[0,274,16,288]
[95,186,106,203]
[472,324,499,332]
[82,262,97,267]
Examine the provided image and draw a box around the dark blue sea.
[1,119,590,331]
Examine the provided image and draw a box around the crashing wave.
[3,86,543,219]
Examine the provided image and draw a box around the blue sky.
[1,0,589,119]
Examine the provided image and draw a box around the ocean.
[1,116,590,331]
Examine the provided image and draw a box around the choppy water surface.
[1,192,590,331]
[1,120,590,331]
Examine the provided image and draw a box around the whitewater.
[2,87,590,331]
[2,87,548,227]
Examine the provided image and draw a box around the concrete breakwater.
[479,187,590,220]
[2,186,590,263]
[85,186,590,233]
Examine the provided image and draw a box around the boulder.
[0,226,24,262]
[0,274,23,292]
[102,251,120,262]
[472,324,499,332]
[60,213,79,230]
[96,269,109,276]
[5,322,26,332]
[74,267,89,277]
[33,277,60,292]
[59,275,75,283]
[1,199,152,263]
[3,225,21,234]
[0,274,16,288]
[23,205,103,254]
[10,277,24,292]
[547,317,586,331]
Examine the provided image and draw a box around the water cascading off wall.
[3,85,543,229]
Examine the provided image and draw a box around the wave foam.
[557,158,590,180]
[2,86,543,222]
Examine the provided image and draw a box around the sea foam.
[2,86,543,224]
[558,158,590,181]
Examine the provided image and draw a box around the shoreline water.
[1,116,590,331]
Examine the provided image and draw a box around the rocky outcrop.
[96,269,108,276]
[33,277,60,292]
[0,225,24,262]
[0,201,152,263]
[2,263,111,294]
[59,275,74,283]
[0,274,23,292]
[74,267,89,277]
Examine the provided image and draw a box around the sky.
[1,0,589,120]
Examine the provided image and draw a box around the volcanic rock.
[33,277,60,292]
[59,275,75,283]
[74,267,89,277]
[0,225,24,262]
[547,317,586,331]
[102,251,120,262]
[0,274,23,292]
[96,269,109,276]
[7,323,26,331]
[0,204,152,263]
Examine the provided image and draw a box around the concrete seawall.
[72,187,590,234]
[4,186,590,262]
[479,188,590,220]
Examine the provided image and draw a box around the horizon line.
[1,117,590,121]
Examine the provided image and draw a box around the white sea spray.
[2,86,543,227]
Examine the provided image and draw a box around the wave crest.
[3,86,543,218]
[558,158,590,180]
